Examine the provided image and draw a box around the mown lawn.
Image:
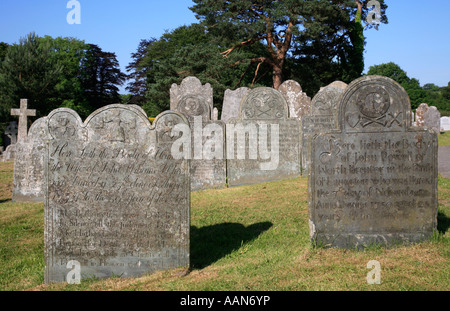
[0,161,448,291]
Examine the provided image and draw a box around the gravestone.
[44,105,191,283]
[320,81,348,91]
[221,87,250,123]
[11,99,36,143]
[441,117,450,132]
[424,106,441,133]
[170,76,213,119]
[172,77,226,191]
[301,82,347,175]
[12,117,47,202]
[415,103,429,127]
[3,121,18,147]
[227,87,301,187]
[278,80,311,120]
[2,144,16,162]
[309,76,438,249]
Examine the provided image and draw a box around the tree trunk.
[272,65,283,90]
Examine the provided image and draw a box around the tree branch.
[221,36,267,58]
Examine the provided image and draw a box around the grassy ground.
[439,132,450,147]
[0,161,449,291]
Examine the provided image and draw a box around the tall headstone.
[309,76,438,249]
[170,77,214,119]
[12,117,47,202]
[415,103,429,127]
[221,87,250,123]
[227,87,301,187]
[171,77,226,191]
[424,106,441,133]
[441,117,450,132]
[301,82,347,175]
[11,99,36,143]
[44,105,191,283]
[278,80,311,120]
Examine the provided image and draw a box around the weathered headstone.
[12,117,47,202]
[424,106,441,133]
[415,103,429,127]
[227,87,301,187]
[44,105,191,283]
[309,76,438,249]
[221,87,250,123]
[301,82,347,175]
[320,81,348,91]
[2,144,16,162]
[170,76,214,119]
[278,80,311,120]
[3,121,18,147]
[11,99,36,143]
[172,77,227,191]
[441,117,450,132]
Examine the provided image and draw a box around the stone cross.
[11,99,36,142]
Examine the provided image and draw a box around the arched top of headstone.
[311,84,346,116]
[175,94,211,123]
[338,75,411,133]
[170,76,213,119]
[279,80,311,119]
[239,87,289,120]
[47,105,189,146]
[321,81,348,91]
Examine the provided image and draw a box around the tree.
[367,62,427,110]
[190,0,387,89]
[80,44,127,111]
[0,32,63,119]
[0,42,9,62]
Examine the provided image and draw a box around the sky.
[1,0,449,94]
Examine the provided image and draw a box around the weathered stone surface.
[44,105,190,283]
[424,106,441,133]
[170,76,213,119]
[227,87,301,186]
[278,80,311,119]
[441,117,450,132]
[12,117,47,203]
[309,76,438,249]
[11,99,36,143]
[172,77,226,191]
[2,144,16,162]
[301,83,346,175]
[3,121,18,147]
[221,87,250,123]
[415,103,429,127]
[320,81,348,91]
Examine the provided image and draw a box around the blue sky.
[1,0,449,94]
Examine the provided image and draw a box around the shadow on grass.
[190,222,273,269]
[438,211,450,235]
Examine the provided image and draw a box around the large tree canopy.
[190,0,388,89]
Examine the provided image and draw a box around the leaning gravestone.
[278,80,311,120]
[441,117,450,132]
[172,77,226,191]
[44,105,191,283]
[309,76,438,249]
[12,117,47,203]
[221,87,250,123]
[227,87,301,187]
[301,82,347,175]
[424,106,441,133]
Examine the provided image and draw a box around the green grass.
[0,161,449,291]
[439,132,450,147]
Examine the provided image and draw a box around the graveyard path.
[439,147,450,178]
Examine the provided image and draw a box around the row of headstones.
[8,75,438,284]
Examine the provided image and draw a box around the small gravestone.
[44,105,191,283]
[3,121,18,147]
[301,82,347,175]
[309,76,438,249]
[424,106,441,133]
[415,103,429,127]
[172,77,226,191]
[12,117,47,202]
[441,117,450,132]
[170,76,214,119]
[227,87,301,187]
[221,87,250,123]
[2,144,16,162]
[278,80,311,120]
